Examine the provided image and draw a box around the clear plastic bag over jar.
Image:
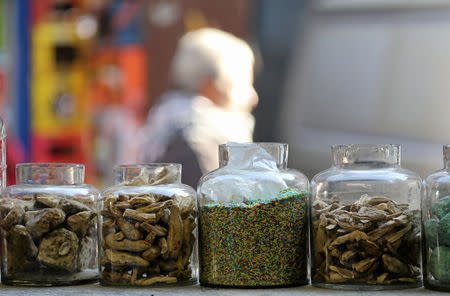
[99,164,197,286]
[198,142,310,288]
[0,117,6,189]
[311,144,422,290]
[423,145,450,292]
[0,163,99,286]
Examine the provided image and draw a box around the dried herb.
[100,192,196,286]
[0,195,97,282]
[312,194,420,286]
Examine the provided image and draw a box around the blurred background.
[1,0,450,186]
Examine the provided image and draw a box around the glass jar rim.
[331,144,400,166]
[16,162,85,185]
[219,142,288,149]
[331,144,400,150]
[16,163,85,169]
[113,163,181,170]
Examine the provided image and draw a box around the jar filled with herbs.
[197,142,310,288]
[423,145,450,292]
[311,144,422,290]
[0,163,99,286]
[99,164,197,286]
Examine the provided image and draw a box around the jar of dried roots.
[311,144,422,290]
[99,164,197,286]
[0,163,99,286]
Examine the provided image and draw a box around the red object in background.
[6,136,25,185]
[30,0,51,25]
[31,134,94,183]
[117,45,148,123]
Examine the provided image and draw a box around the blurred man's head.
[169,28,258,112]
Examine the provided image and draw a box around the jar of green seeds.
[423,145,450,292]
[197,142,310,288]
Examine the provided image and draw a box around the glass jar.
[0,117,5,190]
[197,142,310,288]
[423,145,450,292]
[99,164,197,286]
[0,163,99,286]
[311,144,422,290]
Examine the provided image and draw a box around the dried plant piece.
[149,167,178,185]
[329,265,355,279]
[159,260,177,272]
[58,199,91,215]
[123,209,157,223]
[35,195,62,208]
[67,211,96,237]
[179,197,195,218]
[37,228,79,272]
[377,273,389,284]
[26,208,66,239]
[113,232,125,241]
[140,222,167,236]
[114,201,132,209]
[167,204,183,259]
[353,257,377,273]
[358,195,393,206]
[7,225,38,274]
[330,230,368,247]
[382,254,410,275]
[385,224,412,244]
[169,267,192,280]
[104,249,149,267]
[136,200,173,213]
[158,237,168,256]
[135,276,177,286]
[117,218,143,240]
[1,205,25,230]
[142,246,161,261]
[145,231,157,244]
[105,233,150,252]
[129,195,157,206]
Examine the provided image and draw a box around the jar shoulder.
[199,167,308,184]
[312,166,422,185]
[5,183,99,196]
[100,183,196,198]
[424,168,450,185]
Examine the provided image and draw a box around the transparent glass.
[423,145,450,292]
[0,163,99,286]
[0,117,6,190]
[98,164,197,286]
[197,142,310,288]
[311,144,422,290]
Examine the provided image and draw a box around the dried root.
[100,191,196,286]
[312,194,420,285]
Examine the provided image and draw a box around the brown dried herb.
[312,195,420,286]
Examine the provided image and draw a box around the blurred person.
[138,28,258,187]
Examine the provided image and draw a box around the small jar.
[0,163,99,286]
[198,143,310,288]
[99,164,197,286]
[423,145,450,292]
[311,144,422,290]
